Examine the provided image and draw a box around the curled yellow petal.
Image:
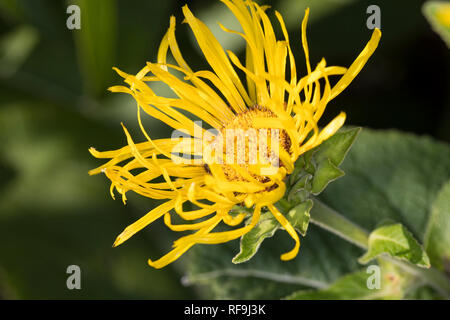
[268,204,300,261]
[330,28,382,101]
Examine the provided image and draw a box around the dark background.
[0,0,448,299]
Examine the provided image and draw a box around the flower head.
[89,0,381,268]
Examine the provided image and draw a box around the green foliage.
[232,212,281,264]
[186,129,450,300]
[286,200,312,236]
[0,25,38,77]
[424,179,450,271]
[359,223,430,268]
[288,128,360,198]
[310,128,360,194]
[285,266,405,300]
[314,127,361,167]
[311,159,344,195]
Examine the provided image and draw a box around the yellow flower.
[89,0,381,269]
[436,3,450,27]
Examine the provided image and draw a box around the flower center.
[205,105,291,183]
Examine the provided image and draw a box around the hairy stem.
[310,200,369,249]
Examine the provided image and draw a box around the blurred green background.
[0,0,448,299]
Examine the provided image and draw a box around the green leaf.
[424,179,450,271]
[311,159,344,195]
[232,212,279,264]
[285,267,404,300]
[359,223,430,268]
[314,127,361,167]
[290,127,360,196]
[287,173,312,203]
[423,1,450,48]
[232,200,312,264]
[405,285,446,300]
[287,200,312,236]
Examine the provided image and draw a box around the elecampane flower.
[89,0,381,269]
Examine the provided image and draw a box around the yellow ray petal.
[148,215,222,269]
[173,205,261,245]
[268,204,300,260]
[113,199,176,247]
[330,28,382,100]
[164,212,218,231]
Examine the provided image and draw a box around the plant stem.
[310,200,369,249]
[310,198,450,298]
